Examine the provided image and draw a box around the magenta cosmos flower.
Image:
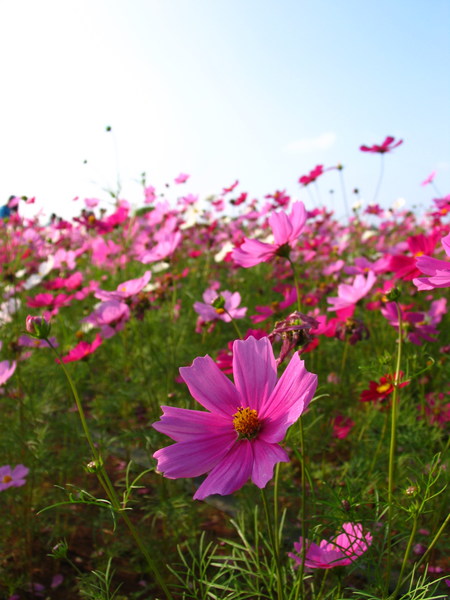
[232,202,308,268]
[413,233,450,290]
[289,522,372,569]
[360,136,403,154]
[153,336,317,500]
[0,464,29,491]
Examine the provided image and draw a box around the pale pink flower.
[327,272,376,318]
[95,271,152,301]
[289,522,372,569]
[0,360,16,385]
[194,289,247,323]
[0,464,29,491]
[232,202,307,268]
[421,171,436,186]
[174,173,189,184]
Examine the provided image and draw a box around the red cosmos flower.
[360,373,409,403]
[298,165,325,186]
[360,136,403,154]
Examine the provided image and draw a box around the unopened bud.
[26,315,51,339]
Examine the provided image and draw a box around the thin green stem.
[261,488,284,600]
[298,419,307,600]
[45,338,174,600]
[373,154,385,204]
[385,301,403,591]
[287,257,302,314]
[224,308,244,339]
[390,515,418,598]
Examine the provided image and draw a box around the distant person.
[0,196,19,219]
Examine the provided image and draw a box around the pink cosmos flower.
[360,136,403,154]
[83,300,130,338]
[0,360,16,385]
[332,415,355,439]
[194,288,247,323]
[174,173,189,184]
[0,464,29,491]
[289,522,372,569]
[232,202,308,268]
[60,334,103,363]
[413,233,450,290]
[298,165,326,186]
[95,271,152,302]
[421,171,436,186]
[153,336,317,500]
[327,272,376,318]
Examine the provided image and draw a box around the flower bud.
[26,315,51,339]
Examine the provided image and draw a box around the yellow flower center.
[1,475,12,484]
[376,383,391,394]
[215,307,225,314]
[232,407,261,439]
[414,251,424,257]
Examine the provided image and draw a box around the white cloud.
[284,132,337,154]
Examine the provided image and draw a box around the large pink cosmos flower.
[232,202,308,268]
[360,136,403,154]
[327,272,376,318]
[153,336,317,500]
[413,233,450,290]
[289,522,372,569]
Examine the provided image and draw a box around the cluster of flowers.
[1,136,448,577]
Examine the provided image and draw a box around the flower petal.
[232,336,277,411]
[153,405,231,441]
[193,440,253,500]
[153,434,235,479]
[259,353,317,443]
[250,439,289,488]
[180,356,240,416]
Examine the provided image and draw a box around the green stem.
[385,302,403,590]
[390,515,418,598]
[287,257,302,314]
[373,154,385,204]
[297,419,307,600]
[261,487,284,600]
[45,338,173,600]
[224,308,244,339]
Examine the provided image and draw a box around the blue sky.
[0,0,449,219]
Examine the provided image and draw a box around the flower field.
[0,139,449,599]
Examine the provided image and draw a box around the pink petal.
[232,239,276,267]
[193,440,253,499]
[153,434,235,479]
[152,405,231,442]
[250,439,289,488]
[269,211,292,246]
[232,336,277,411]
[259,353,317,443]
[179,356,240,416]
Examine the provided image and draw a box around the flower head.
[194,288,247,323]
[153,336,317,500]
[413,233,450,290]
[232,202,307,267]
[0,464,29,491]
[25,315,51,339]
[360,136,403,154]
[289,522,372,569]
